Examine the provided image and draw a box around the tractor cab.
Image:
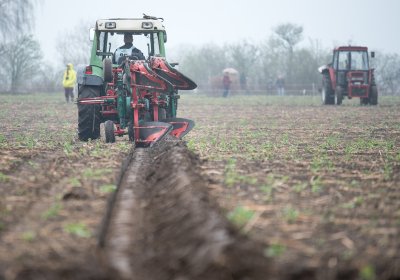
[89,17,167,67]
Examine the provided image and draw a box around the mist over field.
[0,0,399,94]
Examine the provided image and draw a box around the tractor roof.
[334,46,368,52]
[96,18,166,32]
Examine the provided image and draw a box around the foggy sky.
[36,0,400,63]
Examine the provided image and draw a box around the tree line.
[0,1,399,95]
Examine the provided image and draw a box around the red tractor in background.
[319,46,378,105]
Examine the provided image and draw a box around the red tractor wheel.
[322,74,334,105]
[370,86,378,105]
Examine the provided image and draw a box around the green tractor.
[77,15,196,146]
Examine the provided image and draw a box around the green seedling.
[0,172,9,183]
[282,207,299,223]
[227,206,255,228]
[264,243,286,257]
[41,203,62,220]
[359,265,376,280]
[99,184,117,193]
[21,231,36,242]
[64,222,91,238]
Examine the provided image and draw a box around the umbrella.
[222,68,239,75]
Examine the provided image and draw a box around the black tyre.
[103,58,113,83]
[78,86,101,141]
[370,86,378,105]
[104,120,115,143]
[335,86,343,105]
[158,107,166,120]
[128,122,135,142]
[321,74,334,105]
[360,97,369,105]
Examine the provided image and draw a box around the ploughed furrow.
[100,139,270,280]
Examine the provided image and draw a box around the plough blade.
[137,121,173,148]
[160,118,195,138]
[150,58,197,90]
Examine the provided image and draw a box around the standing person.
[62,63,77,103]
[276,75,285,96]
[222,72,232,97]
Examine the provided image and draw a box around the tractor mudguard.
[149,57,197,90]
[160,118,195,138]
[136,121,173,148]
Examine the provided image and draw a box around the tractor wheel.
[128,122,135,142]
[360,97,369,105]
[335,86,343,105]
[321,74,334,105]
[158,108,167,120]
[103,58,113,83]
[78,86,101,141]
[104,120,115,143]
[370,86,378,105]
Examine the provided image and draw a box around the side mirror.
[371,51,375,58]
[89,28,95,41]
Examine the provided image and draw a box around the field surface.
[0,93,399,279]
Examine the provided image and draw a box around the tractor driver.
[113,33,145,64]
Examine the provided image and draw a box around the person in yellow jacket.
[62,63,77,103]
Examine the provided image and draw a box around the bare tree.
[0,35,43,93]
[0,0,38,39]
[375,52,400,95]
[228,40,259,92]
[273,23,304,82]
[56,20,93,66]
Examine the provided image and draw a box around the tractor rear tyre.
[370,86,378,105]
[104,120,116,143]
[360,97,369,105]
[322,74,334,105]
[335,86,343,105]
[103,58,113,83]
[158,108,167,120]
[78,86,101,141]
[128,122,135,142]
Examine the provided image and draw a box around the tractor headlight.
[105,22,116,29]
[142,22,153,29]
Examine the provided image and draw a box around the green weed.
[63,141,74,156]
[341,197,363,209]
[282,207,299,223]
[99,184,117,193]
[64,222,91,238]
[227,206,255,228]
[359,265,376,280]
[0,172,9,183]
[83,168,112,179]
[69,177,81,187]
[41,203,62,220]
[293,182,308,193]
[264,243,286,257]
[21,231,36,242]
[310,176,324,193]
